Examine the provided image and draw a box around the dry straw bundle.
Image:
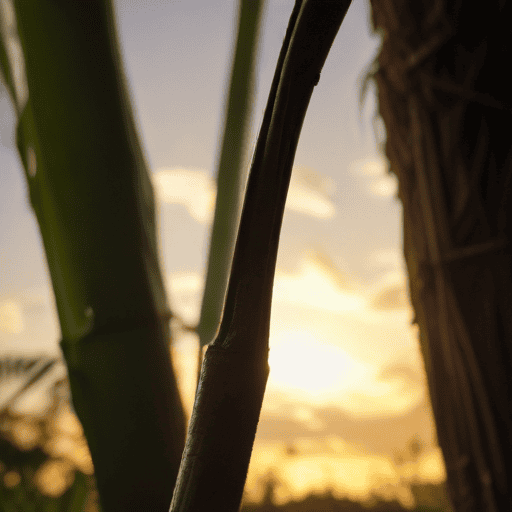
[366,1,512,510]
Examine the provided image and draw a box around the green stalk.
[196,0,264,367]
[170,1,352,510]
[4,1,186,510]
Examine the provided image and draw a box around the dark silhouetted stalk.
[170,1,352,510]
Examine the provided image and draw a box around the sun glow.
[268,330,370,398]
[273,257,364,312]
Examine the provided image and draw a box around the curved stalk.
[170,1,352,510]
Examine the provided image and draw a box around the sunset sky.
[0,0,446,506]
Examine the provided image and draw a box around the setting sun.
[268,329,371,397]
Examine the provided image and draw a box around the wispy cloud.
[152,169,216,223]
[350,157,398,198]
[367,248,404,270]
[286,166,336,219]
[273,252,363,313]
[370,282,409,311]
[365,270,411,313]
[152,166,336,224]
[341,371,424,418]
[165,251,362,331]
[166,251,360,332]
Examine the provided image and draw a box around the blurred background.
[0,0,450,509]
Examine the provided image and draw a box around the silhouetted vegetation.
[241,480,451,511]
[0,359,98,511]
[0,408,99,511]
[0,380,450,512]
[0,435,451,512]
[243,496,447,511]
[240,463,451,512]
[0,355,451,512]
[2,417,451,512]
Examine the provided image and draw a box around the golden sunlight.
[0,300,24,334]
[286,166,336,219]
[273,256,364,313]
[349,157,398,198]
[244,438,447,508]
[268,329,370,398]
[152,168,216,224]
[153,166,338,225]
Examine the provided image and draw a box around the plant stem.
[196,0,264,383]
[170,1,352,510]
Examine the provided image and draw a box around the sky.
[0,0,447,506]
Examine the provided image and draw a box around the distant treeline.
[241,481,452,512]
[0,390,451,512]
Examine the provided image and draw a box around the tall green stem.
[196,0,264,370]
[4,1,186,510]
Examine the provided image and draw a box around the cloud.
[152,166,336,224]
[0,300,23,334]
[166,250,361,332]
[371,284,409,310]
[352,157,388,177]
[340,373,424,418]
[350,157,398,198]
[286,166,336,219]
[369,176,398,197]
[378,362,425,387]
[364,270,411,314]
[152,168,216,223]
[164,250,411,329]
[355,361,426,417]
[367,248,404,270]
[273,252,363,313]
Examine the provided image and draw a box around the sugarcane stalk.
[170,1,352,510]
